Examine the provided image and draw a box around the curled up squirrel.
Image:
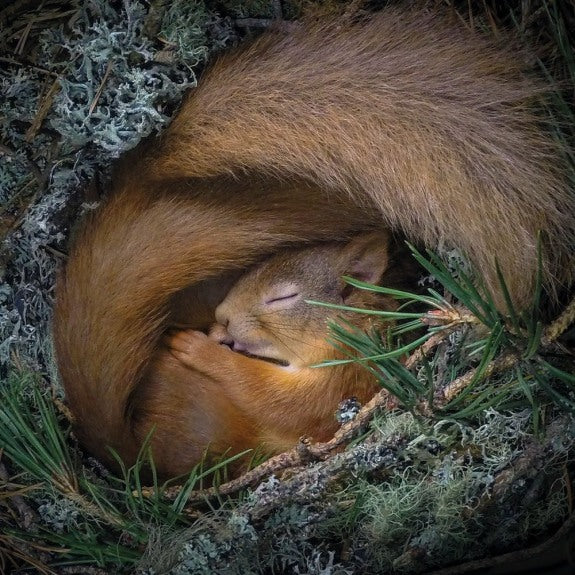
[53,7,575,479]
[169,232,419,456]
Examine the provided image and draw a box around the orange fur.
[54,178,377,476]
[154,10,574,306]
[169,329,378,453]
[168,233,414,453]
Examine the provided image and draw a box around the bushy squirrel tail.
[153,8,574,308]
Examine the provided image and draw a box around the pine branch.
[434,351,519,404]
[152,297,573,505]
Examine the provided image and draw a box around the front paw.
[168,329,228,369]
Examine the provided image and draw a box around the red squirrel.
[53,8,575,478]
[169,232,416,454]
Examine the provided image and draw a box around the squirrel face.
[211,232,394,368]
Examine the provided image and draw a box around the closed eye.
[265,292,300,305]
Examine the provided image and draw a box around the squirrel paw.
[167,329,228,369]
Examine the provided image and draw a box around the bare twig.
[544,295,575,344]
[155,339,519,502]
[153,293,574,506]
[404,328,457,369]
[150,328,459,502]
[0,56,58,77]
[152,388,397,504]
[0,535,59,575]
[435,351,519,404]
[26,76,61,142]
[87,60,113,117]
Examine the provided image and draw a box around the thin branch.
[434,351,519,404]
[155,294,574,505]
[25,76,61,142]
[87,60,113,118]
[155,389,397,503]
[155,328,458,502]
[0,56,58,77]
[543,294,575,344]
[404,329,457,369]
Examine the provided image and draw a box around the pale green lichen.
[36,494,81,534]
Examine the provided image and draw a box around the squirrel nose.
[209,323,232,345]
[214,305,229,328]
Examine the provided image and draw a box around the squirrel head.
[210,231,396,368]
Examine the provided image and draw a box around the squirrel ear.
[344,232,391,284]
[340,232,392,303]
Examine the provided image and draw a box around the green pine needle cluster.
[324,242,575,423]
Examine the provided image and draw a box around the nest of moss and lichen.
[1,1,575,574]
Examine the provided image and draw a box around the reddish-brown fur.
[53,8,575,478]
[168,232,413,453]
[54,178,378,476]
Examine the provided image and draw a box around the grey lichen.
[136,409,575,574]
[38,0,197,154]
[0,0,231,370]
